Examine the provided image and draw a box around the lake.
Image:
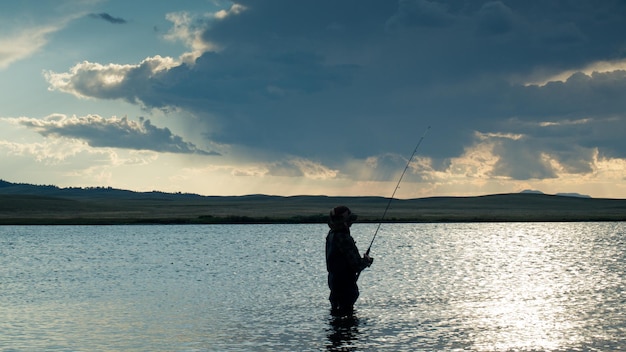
[1,223,625,351]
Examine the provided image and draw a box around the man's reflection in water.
[326,310,361,351]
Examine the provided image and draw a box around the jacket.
[325,228,370,276]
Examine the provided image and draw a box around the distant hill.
[0,180,625,224]
[520,189,545,195]
[521,189,592,198]
[555,192,592,198]
[0,179,205,200]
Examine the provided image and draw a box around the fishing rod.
[364,126,431,258]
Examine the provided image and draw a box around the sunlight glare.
[459,224,585,351]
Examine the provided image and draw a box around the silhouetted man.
[325,206,373,315]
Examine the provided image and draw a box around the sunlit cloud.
[0,25,62,69]
[476,131,524,141]
[0,137,168,190]
[0,138,89,164]
[448,139,501,179]
[214,3,247,20]
[287,158,339,180]
[164,12,217,64]
[539,118,592,127]
[525,59,626,87]
[404,135,626,198]
[523,150,626,198]
[44,56,178,100]
[164,3,247,64]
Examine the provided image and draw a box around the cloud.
[162,4,246,62]
[0,138,88,164]
[0,25,61,69]
[226,157,339,180]
[5,114,220,155]
[88,13,127,24]
[0,2,91,70]
[476,1,517,35]
[295,158,340,180]
[44,56,178,100]
[43,0,626,185]
[386,0,456,29]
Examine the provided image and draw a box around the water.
[1,223,625,351]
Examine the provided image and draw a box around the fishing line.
[364,126,431,258]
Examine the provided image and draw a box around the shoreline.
[1,218,624,226]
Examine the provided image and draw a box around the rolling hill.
[1,180,625,224]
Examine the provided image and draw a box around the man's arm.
[337,233,373,272]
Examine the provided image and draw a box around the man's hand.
[364,254,374,267]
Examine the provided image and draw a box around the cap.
[329,205,357,224]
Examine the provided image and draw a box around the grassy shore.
[1,193,625,225]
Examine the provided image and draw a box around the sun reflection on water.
[451,224,588,351]
[366,222,626,351]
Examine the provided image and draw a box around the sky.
[2,0,626,199]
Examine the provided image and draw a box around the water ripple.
[1,223,625,351]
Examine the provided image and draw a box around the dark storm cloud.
[88,13,127,24]
[13,115,219,155]
[48,0,626,180]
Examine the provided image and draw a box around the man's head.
[329,205,357,228]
